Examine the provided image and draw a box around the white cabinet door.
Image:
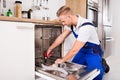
[0,21,35,80]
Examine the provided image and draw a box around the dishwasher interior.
[35,24,62,66]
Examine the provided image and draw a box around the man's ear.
[67,15,71,18]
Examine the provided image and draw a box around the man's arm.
[47,29,71,54]
[55,40,86,63]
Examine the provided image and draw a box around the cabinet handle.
[16,26,33,29]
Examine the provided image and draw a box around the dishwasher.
[35,24,100,80]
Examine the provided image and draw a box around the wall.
[2,0,65,20]
[1,0,32,15]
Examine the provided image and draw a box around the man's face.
[58,15,72,26]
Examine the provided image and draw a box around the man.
[47,6,105,80]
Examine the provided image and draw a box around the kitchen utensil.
[41,64,68,76]
[43,51,52,58]
[58,63,66,68]
[31,0,40,10]
[43,51,53,63]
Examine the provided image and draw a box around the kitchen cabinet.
[101,0,112,58]
[66,0,87,18]
[0,21,35,80]
[103,0,112,25]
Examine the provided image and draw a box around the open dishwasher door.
[35,62,100,80]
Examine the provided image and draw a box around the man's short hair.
[56,6,73,17]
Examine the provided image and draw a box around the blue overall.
[71,22,105,80]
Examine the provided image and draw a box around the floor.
[103,55,120,80]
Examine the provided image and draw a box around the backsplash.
[0,0,65,20]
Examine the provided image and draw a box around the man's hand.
[67,75,77,80]
[55,58,64,64]
[43,50,52,59]
[46,49,52,58]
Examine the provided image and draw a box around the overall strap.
[71,22,94,38]
[81,22,94,27]
[71,22,102,55]
[71,25,78,38]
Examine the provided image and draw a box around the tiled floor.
[103,55,120,80]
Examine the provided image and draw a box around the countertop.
[0,16,62,25]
